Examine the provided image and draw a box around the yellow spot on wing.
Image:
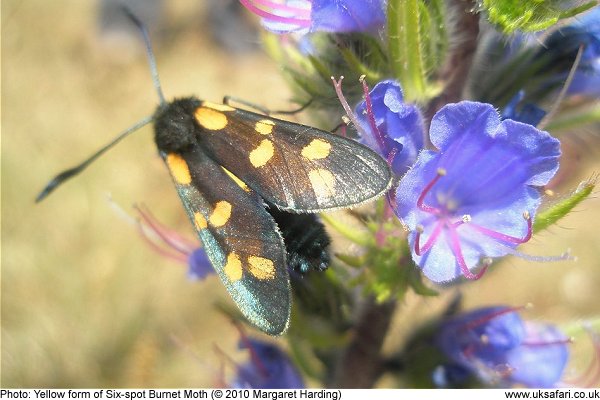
[222,167,250,192]
[249,139,274,168]
[247,256,276,280]
[255,119,275,135]
[224,252,243,282]
[301,138,331,160]
[194,212,207,230]
[309,169,336,199]
[195,107,228,130]
[209,201,232,227]
[166,153,192,185]
[202,101,235,112]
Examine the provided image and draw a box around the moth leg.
[222,96,313,116]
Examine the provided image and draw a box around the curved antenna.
[36,8,165,203]
[122,6,166,105]
[35,115,153,202]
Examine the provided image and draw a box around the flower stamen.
[447,225,488,280]
[332,76,371,139]
[417,169,446,214]
[359,75,388,155]
[135,204,196,255]
[415,222,443,256]
[234,323,270,379]
[256,0,311,16]
[521,337,573,347]
[240,0,312,27]
[460,306,525,332]
[470,211,533,245]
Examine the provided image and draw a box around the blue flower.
[395,102,561,282]
[435,306,570,388]
[240,0,386,35]
[354,80,425,176]
[232,338,305,388]
[558,7,600,97]
[187,248,214,280]
[524,7,600,98]
[502,90,546,126]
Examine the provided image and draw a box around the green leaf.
[482,0,597,33]
[534,179,596,232]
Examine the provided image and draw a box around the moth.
[36,9,392,335]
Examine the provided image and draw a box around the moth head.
[153,97,202,153]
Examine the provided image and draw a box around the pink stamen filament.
[137,223,189,264]
[415,222,443,256]
[461,306,525,332]
[233,323,270,379]
[360,77,388,155]
[257,0,311,16]
[415,171,481,276]
[240,0,311,26]
[415,170,539,280]
[447,225,488,280]
[521,337,572,347]
[469,213,532,245]
[135,204,197,254]
[416,170,445,214]
[331,76,371,139]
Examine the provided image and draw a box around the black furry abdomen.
[267,206,331,274]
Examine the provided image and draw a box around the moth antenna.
[122,6,166,105]
[35,115,153,203]
[36,8,167,203]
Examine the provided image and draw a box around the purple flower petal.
[354,80,424,176]
[243,0,386,35]
[233,338,305,388]
[187,248,214,281]
[396,102,560,282]
[502,91,546,126]
[436,306,569,388]
[507,323,570,387]
[311,0,386,34]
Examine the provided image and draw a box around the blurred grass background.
[2,0,297,387]
[2,0,599,388]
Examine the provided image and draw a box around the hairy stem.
[330,299,396,388]
[424,0,480,127]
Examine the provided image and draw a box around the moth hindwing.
[154,97,392,335]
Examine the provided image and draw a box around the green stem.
[423,0,480,124]
[320,213,372,246]
[388,0,427,101]
[545,104,600,133]
[329,298,397,388]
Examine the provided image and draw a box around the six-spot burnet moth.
[36,8,392,335]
